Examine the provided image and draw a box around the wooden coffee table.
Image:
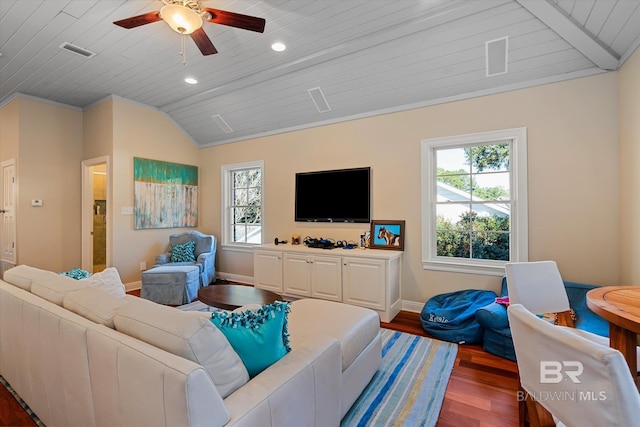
[198,284,282,311]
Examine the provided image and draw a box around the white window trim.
[420,128,528,276]
[221,160,264,252]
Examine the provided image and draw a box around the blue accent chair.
[154,231,217,287]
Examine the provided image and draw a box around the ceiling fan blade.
[203,8,266,33]
[191,28,218,55]
[113,11,162,29]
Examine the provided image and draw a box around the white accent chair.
[505,261,575,327]
[508,303,640,427]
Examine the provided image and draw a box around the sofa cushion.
[288,299,379,372]
[79,267,126,298]
[63,287,134,328]
[3,265,50,291]
[113,297,249,398]
[210,301,291,378]
[31,271,90,306]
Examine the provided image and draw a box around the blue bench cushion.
[420,289,497,344]
[476,277,609,360]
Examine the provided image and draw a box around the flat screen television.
[295,167,370,223]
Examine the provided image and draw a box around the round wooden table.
[198,284,283,311]
[586,286,640,379]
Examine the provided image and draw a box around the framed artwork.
[370,220,405,250]
[133,157,198,229]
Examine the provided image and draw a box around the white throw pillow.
[80,267,126,298]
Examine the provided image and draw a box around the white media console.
[253,243,402,322]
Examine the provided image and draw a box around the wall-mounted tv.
[295,167,370,223]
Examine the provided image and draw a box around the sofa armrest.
[223,335,341,427]
[475,301,510,330]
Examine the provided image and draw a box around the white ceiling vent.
[211,114,234,134]
[485,36,508,77]
[59,42,96,58]
[308,87,331,113]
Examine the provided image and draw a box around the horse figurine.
[377,227,400,246]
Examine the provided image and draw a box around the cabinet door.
[342,258,386,310]
[283,253,311,296]
[254,250,283,292]
[310,255,342,301]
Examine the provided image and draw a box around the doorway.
[82,157,110,273]
[1,159,17,276]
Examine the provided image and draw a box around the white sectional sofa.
[0,265,381,427]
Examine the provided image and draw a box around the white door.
[1,159,16,266]
[82,157,109,272]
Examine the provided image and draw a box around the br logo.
[540,361,583,384]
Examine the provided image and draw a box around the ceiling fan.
[113,0,266,57]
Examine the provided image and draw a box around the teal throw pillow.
[59,268,93,280]
[170,241,196,262]
[210,301,291,378]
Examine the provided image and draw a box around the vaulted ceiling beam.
[516,0,620,70]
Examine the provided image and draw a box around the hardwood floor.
[1,298,519,427]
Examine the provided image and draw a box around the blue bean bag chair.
[420,289,497,344]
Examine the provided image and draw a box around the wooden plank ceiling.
[1,0,639,147]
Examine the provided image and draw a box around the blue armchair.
[475,277,608,361]
[154,231,217,287]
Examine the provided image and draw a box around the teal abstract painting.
[134,157,198,229]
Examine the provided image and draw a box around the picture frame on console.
[370,220,405,251]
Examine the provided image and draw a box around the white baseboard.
[125,280,141,292]
[216,272,254,285]
[401,300,425,313]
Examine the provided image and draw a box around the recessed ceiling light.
[185,77,198,84]
[271,42,286,52]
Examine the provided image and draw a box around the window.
[221,161,264,249]
[421,128,527,275]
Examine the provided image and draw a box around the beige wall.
[0,99,19,161]
[110,98,201,283]
[201,72,620,303]
[619,48,640,285]
[15,99,83,271]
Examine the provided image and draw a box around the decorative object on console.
[360,231,370,248]
[274,237,288,245]
[210,301,291,377]
[291,234,300,245]
[133,157,198,229]
[370,220,405,250]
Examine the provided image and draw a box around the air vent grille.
[59,42,96,58]
[211,114,234,134]
[308,87,331,113]
[485,36,508,77]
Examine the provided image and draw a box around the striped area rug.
[341,329,458,427]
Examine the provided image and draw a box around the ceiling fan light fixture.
[160,4,203,34]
